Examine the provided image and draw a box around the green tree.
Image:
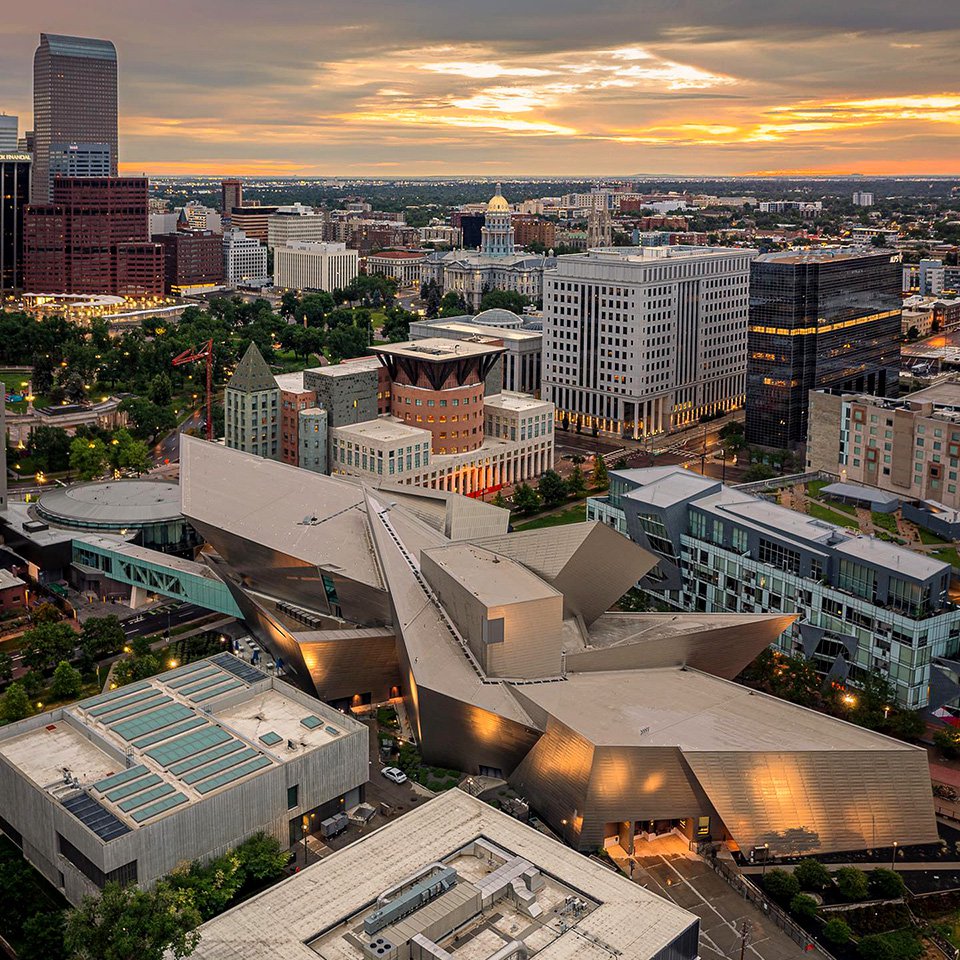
[327,324,370,362]
[742,463,776,483]
[513,483,541,515]
[438,291,468,317]
[566,464,587,498]
[761,868,800,904]
[835,866,869,901]
[0,651,12,685]
[148,373,173,407]
[19,910,67,960]
[31,602,60,624]
[1,682,31,721]
[537,470,568,508]
[280,290,300,318]
[478,289,528,313]
[789,893,818,921]
[29,425,72,471]
[382,306,416,342]
[884,708,925,741]
[822,917,851,946]
[62,371,87,404]
[70,435,108,480]
[167,853,243,921]
[867,867,905,899]
[119,397,176,443]
[235,831,290,881]
[591,455,609,490]
[79,615,126,667]
[857,930,921,960]
[934,726,960,758]
[491,491,508,509]
[794,858,831,891]
[20,621,77,673]
[118,438,152,475]
[64,880,201,960]
[51,660,83,700]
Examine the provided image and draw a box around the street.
[121,601,212,638]
[153,408,203,465]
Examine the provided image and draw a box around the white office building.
[543,245,756,438]
[0,115,19,151]
[853,191,875,207]
[274,241,359,292]
[267,203,326,250]
[222,228,269,287]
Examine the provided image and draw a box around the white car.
[381,766,408,784]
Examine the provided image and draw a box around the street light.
[761,842,770,877]
[891,840,898,869]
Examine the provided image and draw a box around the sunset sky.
[3,0,959,177]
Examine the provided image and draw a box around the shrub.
[789,893,819,921]
[762,868,800,904]
[867,868,905,900]
[835,866,870,901]
[823,917,851,946]
[934,726,960,758]
[794,858,831,891]
[857,930,922,960]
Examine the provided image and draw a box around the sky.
[2,0,960,178]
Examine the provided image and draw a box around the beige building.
[266,204,326,250]
[365,250,425,287]
[807,380,960,509]
[274,241,359,292]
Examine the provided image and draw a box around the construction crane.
[172,339,214,442]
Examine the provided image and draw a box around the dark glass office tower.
[0,154,31,292]
[32,33,118,203]
[745,249,902,448]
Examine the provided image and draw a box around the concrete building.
[224,343,280,458]
[274,371,317,466]
[542,245,756,438]
[267,203,326,250]
[222,228,268,287]
[32,33,118,202]
[0,653,366,906]
[0,153,31,293]
[274,241,358,292]
[807,379,960,511]
[48,142,111,181]
[0,115,17,152]
[156,230,224,294]
[190,789,701,960]
[178,436,938,856]
[588,466,960,712]
[512,213,556,250]
[901,296,960,337]
[365,249,425,287]
[853,191,875,207]
[410,310,542,395]
[745,248,902,448]
[903,258,948,296]
[227,205,279,243]
[298,408,328,475]
[303,356,387,430]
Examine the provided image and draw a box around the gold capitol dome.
[486,182,510,212]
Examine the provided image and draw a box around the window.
[837,559,877,603]
[287,784,300,809]
[758,538,801,575]
[58,835,137,889]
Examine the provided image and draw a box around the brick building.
[156,230,223,293]
[512,214,556,250]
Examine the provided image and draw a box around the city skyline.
[1,1,959,178]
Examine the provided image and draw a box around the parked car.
[381,766,408,784]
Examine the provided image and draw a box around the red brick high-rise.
[23,177,163,295]
[221,178,243,217]
[156,230,224,293]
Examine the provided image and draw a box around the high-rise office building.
[744,248,902,448]
[221,178,242,217]
[23,176,162,295]
[48,142,111,181]
[222,228,268,286]
[542,245,756,438]
[32,33,118,203]
[0,153,31,293]
[0,116,18,152]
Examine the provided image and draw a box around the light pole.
[720,447,726,483]
[761,843,770,877]
[561,818,568,846]
[891,840,898,870]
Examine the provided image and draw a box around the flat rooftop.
[484,391,551,413]
[374,338,503,361]
[190,790,697,960]
[36,479,182,526]
[418,320,541,343]
[909,378,960,407]
[332,417,428,444]
[0,654,362,838]
[755,248,889,264]
[274,371,306,392]
[311,357,382,378]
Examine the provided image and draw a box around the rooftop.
[0,568,26,590]
[366,250,426,260]
[189,789,697,960]
[373,338,503,362]
[417,318,541,343]
[36,479,182,528]
[483,391,553,413]
[755,247,891,265]
[311,357,382,378]
[332,417,428,444]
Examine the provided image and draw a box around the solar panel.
[182,747,258,785]
[131,792,187,823]
[97,694,171,724]
[211,652,264,685]
[162,661,210,684]
[93,764,149,792]
[118,782,175,813]
[105,773,162,802]
[300,715,323,730]
[172,670,226,695]
[167,740,245,776]
[259,732,282,746]
[81,680,151,710]
[132,716,207,749]
[111,704,195,741]
[87,688,163,718]
[189,679,245,702]
[146,727,232,767]
[325,726,340,736]
[62,792,131,842]
[194,755,272,794]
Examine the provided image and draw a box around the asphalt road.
[121,602,210,638]
[153,408,203,464]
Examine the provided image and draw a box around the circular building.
[36,480,193,550]
[472,308,523,329]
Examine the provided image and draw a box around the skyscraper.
[32,33,118,203]
[221,178,243,217]
[0,153,31,293]
[744,248,902,448]
[0,116,18,152]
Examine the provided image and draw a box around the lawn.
[872,511,899,533]
[920,528,952,546]
[513,502,587,530]
[933,547,960,568]
[806,479,830,499]
[823,498,857,514]
[806,501,861,530]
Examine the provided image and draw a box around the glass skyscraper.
[0,154,31,292]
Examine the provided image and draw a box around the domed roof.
[473,308,523,328]
[487,182,510,213]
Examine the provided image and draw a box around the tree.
[537,470,568,509]
[835,866,869,901]
[884,708,925,742]
[119,397,176,443]
[794,858,831,891]
[19,910,67,960]
[31,602,61,624]
[64,880,201,960]
[70,435,108,480]
[934,726,960,759]
[148,373,173,407]
[51,660,83,700]
[79,615,126,667]
[62,371,87,404]
[235,831,290,881]
[742,463,776,483]
[479,289,528,313]
[822,917,851,946]
[280,290,300,318]
[789,893,818,921]
[167,853,243,921]
[513,483,541,515]
[118,438,152,475]
[1,682,30,721]
[868,867,905,899]
[29,425,72,472]
[327,324,370,362]
[438,291,468,317]
[0,652,12,685]
[566,464,586,498]
[857,931,922,960]
[382,307,416,342]
[761,868,799,904]
[591,455,609,490]
[491,491,508,509]
[20,621,77,674]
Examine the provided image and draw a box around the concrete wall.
[804,390,843,474]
